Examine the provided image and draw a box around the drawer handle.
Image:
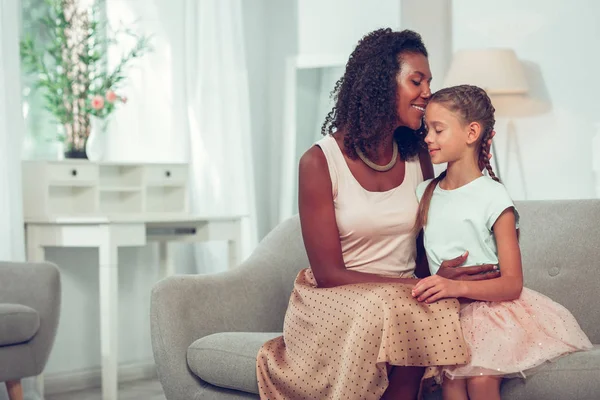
[165,170,171,178]
[71,169,78,177]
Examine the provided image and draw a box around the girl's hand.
[411,275,465,303]
[438,251,500,281]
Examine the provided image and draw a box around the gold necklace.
[355,141,398,172]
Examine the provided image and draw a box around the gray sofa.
[151,200,600,400]
[0,262,61,399]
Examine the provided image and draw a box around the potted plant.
[20,0,151,159]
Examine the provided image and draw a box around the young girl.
[410,84,592,400]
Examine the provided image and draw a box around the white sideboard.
[21,160,244,400]
[22,160,189,219]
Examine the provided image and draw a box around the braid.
[414,170,447,233]
[481,138,500,182]
[429,84,500,181]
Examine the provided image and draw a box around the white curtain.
[0,1,38,399]
[0,0,26,261]
[183,0,257,272]
[103,0,257,272]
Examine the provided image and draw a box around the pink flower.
[106,90,118,103]
[120,96,128,104]
[91,95,105,110]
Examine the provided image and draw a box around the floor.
[46,379,166,400]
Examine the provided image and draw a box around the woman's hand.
[478,130,495,171]
[412,275,464,303]
[437,251,500,281]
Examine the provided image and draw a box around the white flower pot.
[86,116,108,162]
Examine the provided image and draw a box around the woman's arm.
[411,208,523,303]
[298,146,418,288]
[459,208,523,301]
[437,252,500,280]
[414,231,430,279]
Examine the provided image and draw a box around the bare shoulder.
[299,144,328,174]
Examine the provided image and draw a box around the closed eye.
[412,80,421,86]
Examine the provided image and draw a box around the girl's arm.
[457,208,523,301]
[411,208,523,303]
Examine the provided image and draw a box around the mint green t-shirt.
[416,176,519,275]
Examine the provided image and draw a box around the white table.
[24,214,243,400]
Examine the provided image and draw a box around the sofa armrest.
[0,262,61,376]
[151,215,308,400]
[151,261,290,400]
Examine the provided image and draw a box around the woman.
[256,29,497,400]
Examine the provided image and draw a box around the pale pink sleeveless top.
[316,135,424,277]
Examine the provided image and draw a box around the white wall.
[297,0,400,57]
[263,0,298,231]
[452,0,598,200]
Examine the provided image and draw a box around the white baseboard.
[44,360,158,395]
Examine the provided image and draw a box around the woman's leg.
[381,366,424,400]
[466,376,502,400]
[442,377,468,400]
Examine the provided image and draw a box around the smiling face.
[423,102,473,164]
[395,52,433,130]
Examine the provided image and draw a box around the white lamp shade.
[443,49,529,95]
[488,93,551,118]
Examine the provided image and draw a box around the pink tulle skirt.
[442,287,593,381]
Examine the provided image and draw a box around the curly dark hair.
[321,28,428,160]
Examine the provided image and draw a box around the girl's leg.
[442,377,468,400]
[381,366,425,400]
[466,376,502,400]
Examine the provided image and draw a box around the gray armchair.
[151,200,600,400]
[0,262,61,400]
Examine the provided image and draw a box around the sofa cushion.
[516,200,600,344]
[424,345,600,400]
[187,332,281,394]
[501,345,600,400]
[0,303,40,346]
